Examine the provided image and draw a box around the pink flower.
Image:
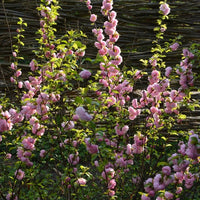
[88,5,92,10]
[94,160,99,167]
[6,193,18,200]
[165,67,172,77]
[68,154,79,165]
[164,191,173,199]
[144,178,153,192]
[110,10,117,20]
[132,99,139,108]
[175,172,184,183]
[75,50,85,57]
[186,141,199,160]
[108,190,115,197]
[156,197,164,200]
[12,52,17,57]
[108,179,116,189]
[160,3,170,16]
[170,43,179,51]
[102,167,115,180]
[126,144,132,155]
[0,119,9,132]
[134,70,142,79]
[30,59,38,71]
[107,96,116,107]
[149,57,157,67]
[176,187,182,194]
[61,121,74,130]
[105,27,116,35]
[115,125,129,136]
[6,153,12,159]
[10,77,15,83]
[183,49,194,58]
[15,169,25,180]
[79,70,91,79]
[24,80,31,90]
[132,144,144,154]
[23,151,32,157]
[11,63,16,70]
[108,45,121,57]
[40,149,46,157]
[163,175,174,186]
[97,33,105,42]
[90,14,97,22]
[103,3,113,11]
[86,142,99,154]
[162,166,171,176]
[77,178,86,185]
[109,31,119,42]
[160,27,166,32]
[18,81,23,88]
[153,174,165,191]
[99,47,108,55]
[141,195,150,200]
[75,107,92,121]
[22,137,36,151]
[72,114,79,121]
[128,107,140,120]
[150,106,159,114]
[15,70,22,77]
[149,70,160,84]
[29,116,38,125]
[184,172,195,189]
[115,157,126,167]
[111,55,123,66]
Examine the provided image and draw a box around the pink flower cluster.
[132,49,194,128]
[81,0,92,10]
[101,165,116,196]
[75,106,92,121]
[126,134,147,155]
[0,107,25,133]
[0,110,12,132]
[176,49,194,89]
[79,70,91,79]
[68,153,80,165]
[17,147,33,167]
[61,121,75,130]
[16,137,36,166]
[85,138,99,154]
[115,124,129,136]
[10,52,23,85]
[90,14,97,23]
[22,137,36,151]
[15,169,25,180]
[160,3,170,16]
[170,43,179,51]
[77,177,87,185]
[6,193,18,200]
[101,0,113,16]
[89,0,133,109]
[142,132,200,199]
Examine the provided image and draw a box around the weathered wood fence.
[0,0,200,133]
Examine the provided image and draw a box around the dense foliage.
[0,0,199,199]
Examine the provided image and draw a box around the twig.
[2,0,13,53]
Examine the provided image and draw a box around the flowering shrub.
[0,0,199,199]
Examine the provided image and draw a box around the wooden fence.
[0,0,200,133]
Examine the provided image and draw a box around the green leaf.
[140,59,148,66]
[178,114,186,120]
[75,96,83,104]
[161,136,167,141]
[157,162,169,167]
